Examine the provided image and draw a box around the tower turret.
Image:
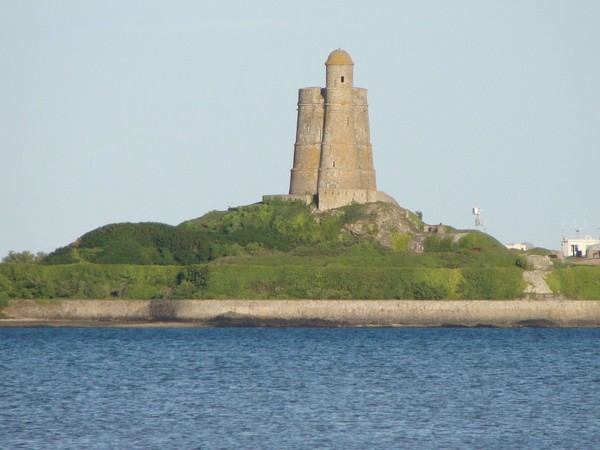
[318,50,362,199]
[325,49,354,88]
[354,88,376,191]
[289,88,324,195]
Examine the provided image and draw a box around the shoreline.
[2,298,600,328]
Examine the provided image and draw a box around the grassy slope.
[0,261,524,301]
[2,201,597,300]
[546,267,600,300]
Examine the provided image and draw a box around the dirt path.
[523,270,553,295]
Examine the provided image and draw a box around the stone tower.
[274,49,396,210]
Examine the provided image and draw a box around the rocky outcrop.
[523,255,553,271]
[337,202,421,247]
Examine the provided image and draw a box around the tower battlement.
[266,49,397,211]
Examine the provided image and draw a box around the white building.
[561,237,600,258]
[506,242,533,251]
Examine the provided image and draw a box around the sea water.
[1,327,599,449]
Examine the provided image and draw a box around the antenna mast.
[472,207,486,233]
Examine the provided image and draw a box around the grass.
[6,201,597,300]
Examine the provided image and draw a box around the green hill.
[0,201,547,301]
[41,200,511,267]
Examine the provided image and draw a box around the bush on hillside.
[43,222,229,265]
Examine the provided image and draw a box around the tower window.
[341,76,345,83]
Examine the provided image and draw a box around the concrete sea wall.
[3,299,600,327]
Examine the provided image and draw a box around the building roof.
[325,49,354,66]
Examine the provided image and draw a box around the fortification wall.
[367,191,400,207]
[4,299,600,327]
[318,98,362,193]
[262,194,313,206]
[317,188,368,210]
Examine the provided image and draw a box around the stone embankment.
[3,298,600,327]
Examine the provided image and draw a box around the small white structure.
[506,242,533,251]
[586,243,600,259]
[472,207,485,232]
[561,237,600,258]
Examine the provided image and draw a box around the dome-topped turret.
[325,49,354,66]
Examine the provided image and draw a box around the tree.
[2,251,47,264]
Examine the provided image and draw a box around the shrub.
[341,202,369,224]
[515,256,532,270]
[424,235,456,252]
[44,223,221,265]
[177,266,209,290]
[391,233,411,252]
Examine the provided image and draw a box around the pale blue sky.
[1,0,599,256]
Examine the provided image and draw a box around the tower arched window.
[341,76,345,83]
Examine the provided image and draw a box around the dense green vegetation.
[44,223,221,265]
[43,201,356,265]
[2,251,47,264]
[2,200,597,301]
[546,267,600,300]
[0,259,524,300]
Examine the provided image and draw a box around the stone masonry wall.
[4,299,600,327]
[289,87,324,195]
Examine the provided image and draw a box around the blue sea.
[1,327,599,449]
